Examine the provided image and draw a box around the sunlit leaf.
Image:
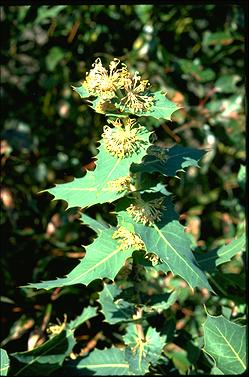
[203,31,233,46]
[80,213,108,235]
[72,85,90,98]
[238,165,245,190]
[116,205,212,291]
[203,314,246,374]
[9,329,75,376]
[45,132,151,209]
[0,349,9,376]
[138,91,179,120]
[98,284,135,324]
[68,306,98,330]
[124,325,166,375]
[215,75,241,93]
[23,228,134,290]
[195,234,246,272]
[62,347,130,375]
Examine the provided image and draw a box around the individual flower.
[126,197,165,226]
[83,58,129,101]
[112,226,145,251]
[102,118,147,158]
[119,71,154,113]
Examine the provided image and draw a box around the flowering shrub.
[2,58,246,376]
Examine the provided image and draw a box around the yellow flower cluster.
[112,226,145,251]
[102,118,146,159]
[107,175,132,192]
[82,58,154,113]
[83,58,128,101]
[126,197,165,226]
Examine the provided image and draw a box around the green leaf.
[132,145,206,176]
[9,329,75,376]
[124,325,166,374]
[164,341,200,374]
[74,85,178,121]
[203,31,233,46]
[72,85,90,98]
[210,365,224,374]
[9,305,98,375]
[238,165,245,190]
[34,6,67,25]
[80,213,108,234]
[98,283,135,324]
[45,131,151,209]
[203,314,246,374]
[68,306,98,330]
[177,58,215,82]
[194,248,219,272]
[195,234,246,272]
[46,47,64,72]
[63,347,130,375]
[140,91,179,120]
[215,234,246,266]
[145,290,178,312]
[215,75,241,93]
[164,344,191,374]
[117,206,212,291]
[0,349,9,376]
[24,228,134,290]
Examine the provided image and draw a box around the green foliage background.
[1,4,245,375]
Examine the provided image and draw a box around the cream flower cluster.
[126,197,166,226]
[102,118,146,159]
[82,58,154,113]
[112,226,145,252]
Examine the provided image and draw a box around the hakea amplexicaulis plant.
[11,58,245,377]
[24,57,212,292]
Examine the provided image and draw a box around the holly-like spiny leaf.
[113,90,179,121]
[98,283,136,324]
[23,228,134,290]
[116,196,213,292]
[68,306,98,330]
[203,313,246,374]
[9,330,75,376]
[195,234,246,272]
[72,85,90,98]
[62,347,130,375]
[80,213,109,235]
[45,129,152,209]
[124,325,166,375]
[132,145,206,177]
[8,305,98,375]
[137,91,180,120]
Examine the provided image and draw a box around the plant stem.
[130,250,145,342]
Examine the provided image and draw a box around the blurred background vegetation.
[0,4,245,373]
